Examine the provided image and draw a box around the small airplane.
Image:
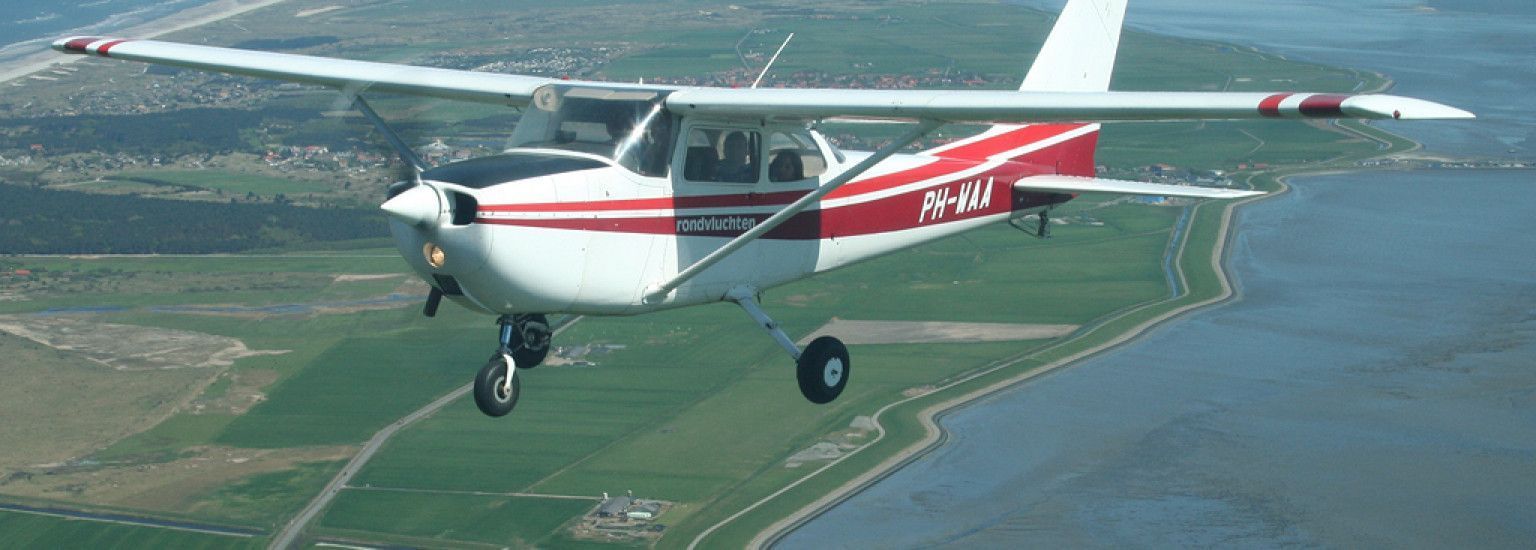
[54,0,1471,417]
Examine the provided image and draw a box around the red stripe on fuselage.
[477,170,1070,240]
[475,132,1097,239]
[477,156,979,213]
[477,128,1098,215]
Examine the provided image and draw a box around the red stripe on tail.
[929,124,1098,177]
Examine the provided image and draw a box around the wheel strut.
[728,286,849,404]
[496,315,518,394]
[727,287,801,360]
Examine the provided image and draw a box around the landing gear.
[473,354,520,417]
[506,313,551,369]
[473,313,552,417]
[797,336,850,404]
[730,287,851,405]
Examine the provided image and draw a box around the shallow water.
[781,168,1536,548]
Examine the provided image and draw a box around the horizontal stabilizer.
[1015,175,1264,199]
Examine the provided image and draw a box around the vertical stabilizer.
[924,0,1126,177]
[1019,0,1127,92]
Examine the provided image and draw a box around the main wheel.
[512,313,550,369]
[797,336,850,404]
[473,355,520,417]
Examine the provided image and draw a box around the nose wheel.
[473,314,553,417]
[473,354,520,417]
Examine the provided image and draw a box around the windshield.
[508,85,675,177]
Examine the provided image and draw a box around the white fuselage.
[389,123,1097,316]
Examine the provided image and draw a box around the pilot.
[716,131,756,183]
[605,114,635,144]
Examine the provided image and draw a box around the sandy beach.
[0,0,294,85]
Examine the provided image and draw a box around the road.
[269,315,583,550]
[0,502,262,538]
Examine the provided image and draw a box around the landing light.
[424,242,446,269]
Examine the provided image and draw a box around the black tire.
[512,314,550,369]
[473,355,520,417]
[797,336,850,404]
[512,346,548,370]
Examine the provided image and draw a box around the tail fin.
[927,0,1126,177]
[1019,0,1127,93]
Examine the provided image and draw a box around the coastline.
[731,126,1423,547]
[736,188,1271,549]
[0,0,294,85]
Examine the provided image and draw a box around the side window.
[768,130,827,183]
[683,128,760,183]
[614,108,674,178]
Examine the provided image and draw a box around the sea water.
[782,1,1536,547]
[0,0,218,66]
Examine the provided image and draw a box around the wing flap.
[1016,175,1264,199]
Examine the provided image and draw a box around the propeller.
[337,83,444,317]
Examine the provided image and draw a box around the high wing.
[664,88,1474,123]
[1015,175,1264,199]
[52,36,1473,122]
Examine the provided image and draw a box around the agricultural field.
[0,0,1398,547]
[0,510,261,550]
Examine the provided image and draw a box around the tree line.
[0,184,387,254]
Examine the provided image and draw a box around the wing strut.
[645,119,944,301]
[350,94,428,174]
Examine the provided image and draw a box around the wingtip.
[1342,95,1476,121]
[52,36,109,54]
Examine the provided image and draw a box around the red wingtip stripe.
[1258,93,1292,118]
[95,40,129,57]
[1298,94,1349,118]
[62,38,98,53]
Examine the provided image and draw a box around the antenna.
[751,32,795,89]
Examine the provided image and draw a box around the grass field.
[319,492,595,547]
[0,510,262,550]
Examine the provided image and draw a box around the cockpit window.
[768,130,826,182]
[507,85,675,177]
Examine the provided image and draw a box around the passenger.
[769,151,804,182]
[715,132,756,183]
